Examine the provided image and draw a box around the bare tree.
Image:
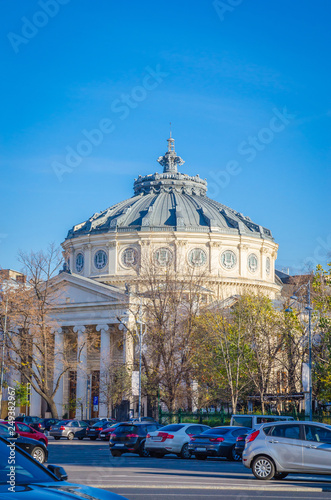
[121,257,210,413]
[1,244,78,418]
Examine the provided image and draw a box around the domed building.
[44,136,281,420]
[63,135,280,298]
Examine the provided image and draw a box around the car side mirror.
[47,465,68,481]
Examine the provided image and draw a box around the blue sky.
[1,0,330,274]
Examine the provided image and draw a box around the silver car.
[49,419,88,440]
[243,420,331,480]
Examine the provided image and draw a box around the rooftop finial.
[157,133,185,173]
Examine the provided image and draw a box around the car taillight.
[157,432,174,441]
[60,426,65,430]
[126,434,139,439]
[110,433,116,439]
[146,433,150,438]
[236,436,245,441]
[50,426,53,430]
[190,437,196,441]
[246,430,260,443]
[86,427,89,431]
[96,427,102,431]
[209,437,224,442]
[38,423,42,428]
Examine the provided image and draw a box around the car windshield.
[202,428,231,435]
[0,438,55,485]
[0,424,11,438]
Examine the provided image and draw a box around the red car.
[1,421,48,446]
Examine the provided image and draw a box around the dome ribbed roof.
[66,137,273,241]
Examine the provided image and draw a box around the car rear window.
[158,425,185,432]
[202,428,231,435]
[232,416,253,428]
[114,425,138,434]
[58,420,70,426]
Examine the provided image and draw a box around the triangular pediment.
[49,272,127,307]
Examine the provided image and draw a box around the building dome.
[63,136,280,299]
[67,139,273,242]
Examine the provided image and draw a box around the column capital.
[51,327,63,334]
[96,324,110,334]
[73,325,86,334]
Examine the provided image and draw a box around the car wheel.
[179,443,191,459]
[252,456,275,480]
[111,451,122,457]
[229,445,241,462]
[195,454,207,460]
[54,436,60,440]
[89,437,97,441]
[32,447,46,464]
[273,472,288,480]
[67,432,74,441]
[139,441,150,458]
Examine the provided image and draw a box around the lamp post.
[125,284,145,422]
[286,281,313,421]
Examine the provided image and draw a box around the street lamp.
[285,281,313,421]
[125,284,145,422]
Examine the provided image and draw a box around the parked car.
[243,420,331,480]
[188,426,251,461]
[230,414,295,429]
[49,419,88,440]
[86,421,116,440]
[1,420,48,446]
[146,423,210,459]
[109,422,162,457]
[0,423,48,463]
[40,418,60,432]
[0,436,129,499]
[234,431,249,458]
[99,422,122,441]
[14,415,45,431]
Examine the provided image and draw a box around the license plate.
[152,437,162,441]
[100,434,105,437]
[114,443,124,447]
[196,447,206,452]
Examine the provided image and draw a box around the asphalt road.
[47,439,331,500]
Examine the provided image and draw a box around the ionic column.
[53,328,64,418]
[97,324,110,418]
[73,326,87,419]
